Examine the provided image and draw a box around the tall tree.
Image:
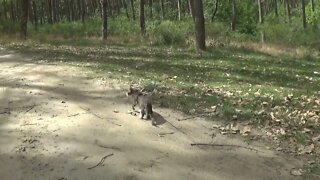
[21,0,29,40]
[211,0,219,22]
[301,0,307,28]
[193,0,205,50]
[32,0,38,31]
[130,0,135,20]
[101,0,108,40]
[140,0,146,35]
[274,0,278,17]
[285,0,291,24]
[231,0,236,31]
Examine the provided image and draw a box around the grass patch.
[2,41,320,144]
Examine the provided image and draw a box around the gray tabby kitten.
[126,87,156,126]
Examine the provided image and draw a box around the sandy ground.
[0,48,303,180]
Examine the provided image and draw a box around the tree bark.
[149,0,153,19]
[160,0,165,19]
[274,0,278,17]
[301,0,307,28]
[193,0,206,50]
[32,0,38,31]
[21,0,29,40]
[140,0,146,35]
[311,0,315,12]
[130,0,135,20]
[177,0,181,21]
[101,0,108,40]
[231,0,236,31]
[211,0,219,22]
[285,0,291,24]
[258,0,263,23]
[189,0,195,21]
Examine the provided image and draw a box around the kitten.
[126,87,156,126]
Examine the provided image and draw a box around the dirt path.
[0,48,303,180]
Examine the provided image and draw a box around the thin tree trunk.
[311,0,315,12]
[21,0,29,40]
[101,0,108,40]
[285,0,291,24]
[189,0,195,21]
[301,0,307,28]
[130,0,135,20]
[231,0,236,31]
[149,0,153,19]
[193,0,206,50]
[160,0,165,19]
[274,0,278,17]
[140,0,146,35]
[48,0,53,24]
[177,0,181,21]
[123,0,130,19]
[258,0,264,42]
[32,0,38,31]
[211,0,219,22]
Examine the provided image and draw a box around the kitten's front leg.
[139,109,145,119]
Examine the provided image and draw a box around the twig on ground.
[191,143,259,152]
[157,132,175,137]
[87,153,114,170]
[67,113,80,117]
[94,139,121,151]
[80,106,122,127]
[25,104,37,113]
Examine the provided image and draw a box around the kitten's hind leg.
[139,109,145,119]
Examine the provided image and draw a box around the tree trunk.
[149,0,153,19]
[258,0,264,42]
[47,0,53,24]
[140,0,146,35]
[311,0,315,12]
[160,0,165,19]
[101,0,108,40]
[177,0,181,21]
[301,0,307,28]
[193,0,206,50]
[130,0,135,20]
[32,0,38,31]
[285,0,291,24]
[189,0,195,21]
[211,0,219,22]
[274,0,278,17]
[231,0,236,31]
[123,0,130,19]
[21,0,29,40]
[258,0,263,23]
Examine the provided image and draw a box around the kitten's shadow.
[152,111,166,126]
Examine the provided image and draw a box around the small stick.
[25,104,36,113]
[67,113,80,117]
[80,106,122,127]
[191,143,259,152]
[87,153,114,170]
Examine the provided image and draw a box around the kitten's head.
[126,86,140,96]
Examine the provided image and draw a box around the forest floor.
[0,44,318,180]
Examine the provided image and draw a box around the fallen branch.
[191,143,259,152]
[80,106,122,127]
[87,153,114,170]
[157,132,175,137]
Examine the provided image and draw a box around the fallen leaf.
[312,135,320,142]
[298,144,314,154]
[113,109,119,113]
[290,169,302,176]
[241,126,251,134]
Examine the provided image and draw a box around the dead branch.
[80,106,122,127]
[191,143,259,152]
[87,153,114,170]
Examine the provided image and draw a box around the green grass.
[3,41,320,144]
